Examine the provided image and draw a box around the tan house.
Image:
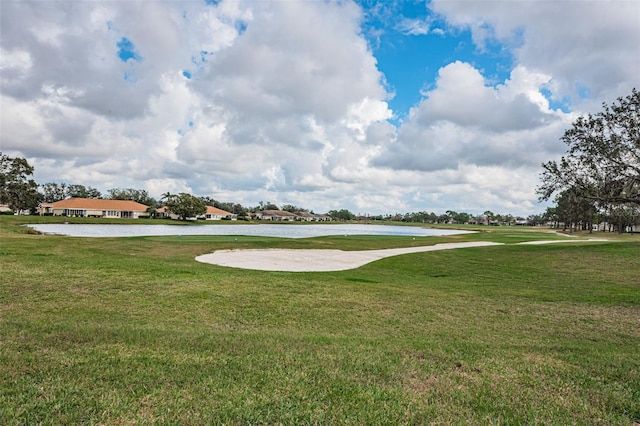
[202,206,237,220]
[253,210,299,221]
[155,206,178,220]
[295,211,317,222]
[38,198,149,218]
[296,211,332,222]
[154,205,236,220]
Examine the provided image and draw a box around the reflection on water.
[26,223,473,239]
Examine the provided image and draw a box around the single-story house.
[201,206,237,220]
[296,212,333,222]
[253,210,299,221]
[38,198,149,219]
[155,206,178,220]
[296,211,317,222]
[252,210,333,222]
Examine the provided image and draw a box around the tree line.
[3,87,637,229]
[0,159,544,224]
[0,159,549,224]
[0,152,577,225]
[537,88,639,233]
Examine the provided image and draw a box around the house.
[253,210,299,221]
[296,211,317,222]
[155,206,178,220]
[296,211,333,222]
[38,198,149,219]
[202,206,237,220]
[154,205,237,220]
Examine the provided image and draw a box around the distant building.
[38,198,149,218]
[202,206,237,220]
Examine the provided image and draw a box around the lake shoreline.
[25,223,474,239]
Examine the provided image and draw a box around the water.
[26,223,473,239]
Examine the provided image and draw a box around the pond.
[26,223,473,239]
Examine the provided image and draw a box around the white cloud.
[373,62,569,171]
[0,0,636,217]
[396,18,431,36]
[429,0,640,107]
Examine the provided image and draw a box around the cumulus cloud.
[429,0,640,107]
[373,62,569,172]
[0,0,637,216]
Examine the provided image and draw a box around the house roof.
[259,209,299,217]
[206,206,233,216]
[296,211,315,217]
[49,198,149,211]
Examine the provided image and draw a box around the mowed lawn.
[1,217,639,424]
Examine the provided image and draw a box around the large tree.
[538,89,640,207]
[0,153,40,213]
[163,193,206,220]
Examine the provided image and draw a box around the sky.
[1,0,639,217]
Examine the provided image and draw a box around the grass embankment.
[1,216,638,424]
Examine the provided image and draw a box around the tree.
[281,204,305,213]
[538,89,640,208]
[262,202,279,210]
[107,188,155,206]
[503,214,514,226]
[0,153,40,213]
[438,213,450,224]
[553,188,597,232]
[40,182,102,201]
[483,210,495,225]
[163,193,206,220]
[327,209,355,221]
[40,182,68,202]
[67,184,101,199]
[527,214,545,226]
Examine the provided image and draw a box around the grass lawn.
[1,216,639,424]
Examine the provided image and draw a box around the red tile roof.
[50,198,149,211]
[206,206,232,215]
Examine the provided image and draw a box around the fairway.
[1,216,639,424]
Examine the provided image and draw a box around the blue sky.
[359,0,516,119]
[1,0,638,216]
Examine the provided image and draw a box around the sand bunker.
[196,238,611,272]
[195,241,504,272]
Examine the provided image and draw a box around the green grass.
[1,216,639,424]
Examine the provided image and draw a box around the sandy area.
[195,241,504,272]
[517,238,609,245]
[195,238,611,272]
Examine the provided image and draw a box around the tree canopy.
[538,89,640,207]
[107,187,155,206]
[327,209,355,221]
[163,192,206,220]
[0,153,40,213]
[40,182,102,202]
